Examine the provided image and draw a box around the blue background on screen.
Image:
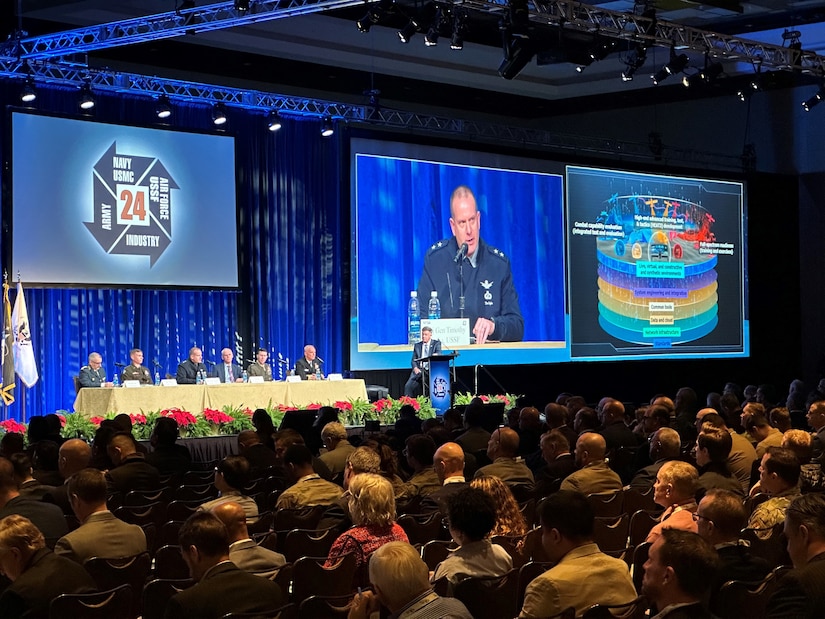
[353,154,566,348]
[12,113,238,287]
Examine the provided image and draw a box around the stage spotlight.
[234,0,249,11]
[802,86,825,111]
[266,110,282,131]
[507,0,530,39]
[356,9,378,32]
[320,116,334,137]
[79,83,95,110]
[398,19,419,43]
[651,49,688,85]
[212,103,227,126]
[621,46,647,82]
[155,94,172,119]
[425,6,448,47]
[20,77,36,103]
[450,10,467,50]
[499,35,534,80]
[682,62,722,88]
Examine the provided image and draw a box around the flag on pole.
[0,279,15,405]
[12,282,38,387]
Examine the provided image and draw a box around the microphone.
[454,243,469,264]
[204,359,216,367]
[152,360,162,369]
[277,359,289,365]
[114,362,126,368]
[316,357,325,364]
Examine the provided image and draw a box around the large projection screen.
[10,112,239,288]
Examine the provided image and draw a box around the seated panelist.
[246,348,273,382]
[176,347,208,384]
[295,345,323,380]
[212,348,244,383]
[120,348,152,385]
[78,353,112,388]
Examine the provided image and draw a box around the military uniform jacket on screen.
[417,237,524,342]
[78,365,107,388]
[121,364,152,385]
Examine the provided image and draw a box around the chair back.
[586,489,625,518]
[593,514,630,552]
[491,533,531,568]
[421,539,458,571]
[49,584,133,619]
[124,488,172,506]
[744,492,771,515]
[84,552,151,618]
[631,542,650,594]
[603,545,635,569]
[628,510,660,547]
[114,501,166,529]
[517,561,553,609]
[509,483,535,504]
[740,522,790,566]
[291,553,357,606]
[73,375,82,395]
[623,487,659,515]
[182,469,215,485]
[582,595,649,619]
[397,512,445,546]
[165,499,203,521]
[273,505,324,532]
[247,511,274,535]
[142,578,194,619]
[608,446,638,484]
[298,594,357,618]
[175,482,218,502]
[712,571,780,619]
[519,498,537,529]
[452,568,520,619]
[522,527,551,563]
[155,544,191,580]
[220,605,298,619]
[283,526,338,564]
[270,563,293,597]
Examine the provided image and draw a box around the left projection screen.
[11,112,239,288]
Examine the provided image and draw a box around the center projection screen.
[349,140,749,370]
[10,112,239,288]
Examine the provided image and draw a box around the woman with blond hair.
[324,473,409,585]
[471,475,528,537]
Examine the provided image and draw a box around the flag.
[0,280,14,405]
[12,282,38,387]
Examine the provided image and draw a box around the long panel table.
[72,379,368,418]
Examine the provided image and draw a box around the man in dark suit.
[213,501,285,578]
[105,433,160,493]
[0,457,68,548]
[641,529,720,618]
[534,430,576,499]
[212,348,244,383]
[146,417,192,475]
[164,512,285,619]
[767,493,825,618]
[403,326,442,397]
[294,344,322,380]
[43,438,92,516]
[78,352,112,388]
[176,346,207,384]
[237,430,277,473]
[420,442,467,513]
[0,514,97,618]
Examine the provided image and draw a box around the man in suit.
[403,326,442,397]
[474,427,534,487]
[165,512,285,619]
[806,400,825,461]
[78,352,112,388]
[212,348,244,383]
[420,442,467,513]
[176,346,208,384]
[0,514,97,618]
[295,344,322,380]
[0,456,68,548]
[766,493,825,618]
[146,417,192,475]
[641,529,720,618]
[212,501,285,578]
[43,438,92,515]
[560,432,623,495]
[104,433,160,493]
[534,430,576,498]
[120,347,152,384]
[54,468,146,564]
[246,348,273,381]
[318,422,356,477]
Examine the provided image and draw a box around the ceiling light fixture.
[652,47,689,85]
[398,19,419,43]
[577,36,618,73]
[267,110,283,131]
[212,103,228,125]
[234,0,250,11]
[155,94,172,119]
[450,10,467,50]
[425,6,449,47]
[621,45,647,82]
[79,83,95,110]
[320,116,334,137]
[802,85,825,111]
[20,76,37,103]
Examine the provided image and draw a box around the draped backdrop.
[0,83,344,419]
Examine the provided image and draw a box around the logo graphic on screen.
[84,141,179,267]
[432,376,449,399]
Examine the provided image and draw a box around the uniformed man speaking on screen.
[417,185,523,345]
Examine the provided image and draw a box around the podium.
[417,352,457,416]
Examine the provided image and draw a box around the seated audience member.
[770,407,792,433]
[519,491,636,618]
[165,512,285,619]
[0,456,67,548]
[251,409,277,451]
[43,438,91,515]
[89,423,117,471]
[273,428,332,480]
[629,427,681,491]
[0,432,24,459]
[745,413,784,459]
[517,406,544,456]
[641,529,720,619]
[544,403,577,459]
[11,453,55,500]
[471,475,528,538]
[694,489,771,592]
[573,407,600,435]
[31,440,62,487]
[54,468,146,564]
[807,400,825,461]
[534,430,576,497]
[324,473,409,586]
[646,461,699,544]
[212,501,285,578]
[747,446,801,537]
[393,404,424,446]
[695,429,744,498]
[698,411,757,494]
[599,398,639,450]
[432,487,513,589]
[420,442,467,514]
[782,429,822,492]
[396,434,441,501]
[200,455,259,520]
[145,416,192,475]
[347,541,472,619]
[317,446,382,533]
[319,421,356,477]
[455,399,491,454]
[766,493,825,618]
[104,432,160,493]
[474,427,534,487]
[276,444,343,509]
[0,515,97,618]
[361,438,405,491]
[632,405,673,470]
[672,386,700,443]
[237,430,277,473]
[42,414,65,447]
[560,432,623,495]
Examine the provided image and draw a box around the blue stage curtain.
[0,85,343,420]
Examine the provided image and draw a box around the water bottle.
[428,291,441,319]
[242,369,248,383]
[154,370,161,386]
[315,368,322,381]
[196,370,203,385]
[112,372,119,387]
[408,291,421,345]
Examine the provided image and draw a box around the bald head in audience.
[58,439,92,481]
[434,442,465,483]
[211,501,248,543]
[575,432,607,467]
[487,427,519,461]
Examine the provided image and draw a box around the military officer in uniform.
[247,348,273,382]
[120,348,152,385]
[417,185,523,344]
[78,352,112,388]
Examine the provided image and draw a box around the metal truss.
[0,56,744,170]
[6,0,825,74]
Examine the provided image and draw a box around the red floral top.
[325,523,410,586]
